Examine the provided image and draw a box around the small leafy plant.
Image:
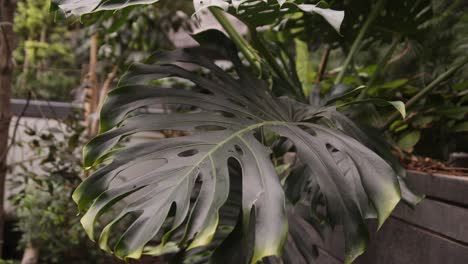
[9,113,112,263]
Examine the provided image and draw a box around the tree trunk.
[85,33,99,137]
[21,244,39,264]
[0,0,16,257]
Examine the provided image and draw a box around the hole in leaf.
[325,143,338,153]
[234,145,243,156]
[272,137,295,155]
[219,158,242,223]
[178,149,199,157]
[194,125,227,131]
[147,203,178,243]
[192,175,203,198]
[217,111,235,118]
[103,211,141,248]
[298,124,317,136]
[227,98,246,108]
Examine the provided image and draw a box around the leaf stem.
[210,7,305,101]
[316,46,331,84]
[335,0,386,85]
[209,7,260,73]
[380,56,468,130]
[250,29,305,101]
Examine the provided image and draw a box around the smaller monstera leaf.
[51,0,161,16]
[52,0,344,34]
[76,30,409,264]
[195,0,344,33]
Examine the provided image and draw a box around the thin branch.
[387,40,410,64]
[316,46,331,84]
[93,65,118,134]
[27,89,67,134]
[380,56,468,130]
[98,65,118,109]
[0,92,31,162]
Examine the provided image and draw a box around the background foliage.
[13,0,81,101]
[8,113,114,263]
[4,0,467,263]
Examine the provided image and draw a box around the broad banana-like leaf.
[51,0,161,16]
[52,0,344,33]
[75,29,415,264]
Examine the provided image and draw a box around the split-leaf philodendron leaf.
[52,0,344,33]
[75,30,421,264]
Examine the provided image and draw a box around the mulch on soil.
[402,155,468,177]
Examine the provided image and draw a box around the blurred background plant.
[11,0,194,102]
[6,112,115,263]
[12,0,82,101]
[3,1,195,262]
[0,260,19,264]
[263,0,468,162]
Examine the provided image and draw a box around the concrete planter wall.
[313,170,468,264]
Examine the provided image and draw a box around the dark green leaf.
[75,30,412,264]
[338,99,406,119]
[452,122,468,133]
[397,131,421,151]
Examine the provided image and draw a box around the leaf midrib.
[169,121,300,204]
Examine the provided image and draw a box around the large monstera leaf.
[75,30,418,264]
[52,0,344,33]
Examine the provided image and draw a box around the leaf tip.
[390,101,406,119]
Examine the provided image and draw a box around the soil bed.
[402,154,468,177]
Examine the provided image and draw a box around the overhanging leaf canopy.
[74,30,417,264]
[51,0,344,33]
